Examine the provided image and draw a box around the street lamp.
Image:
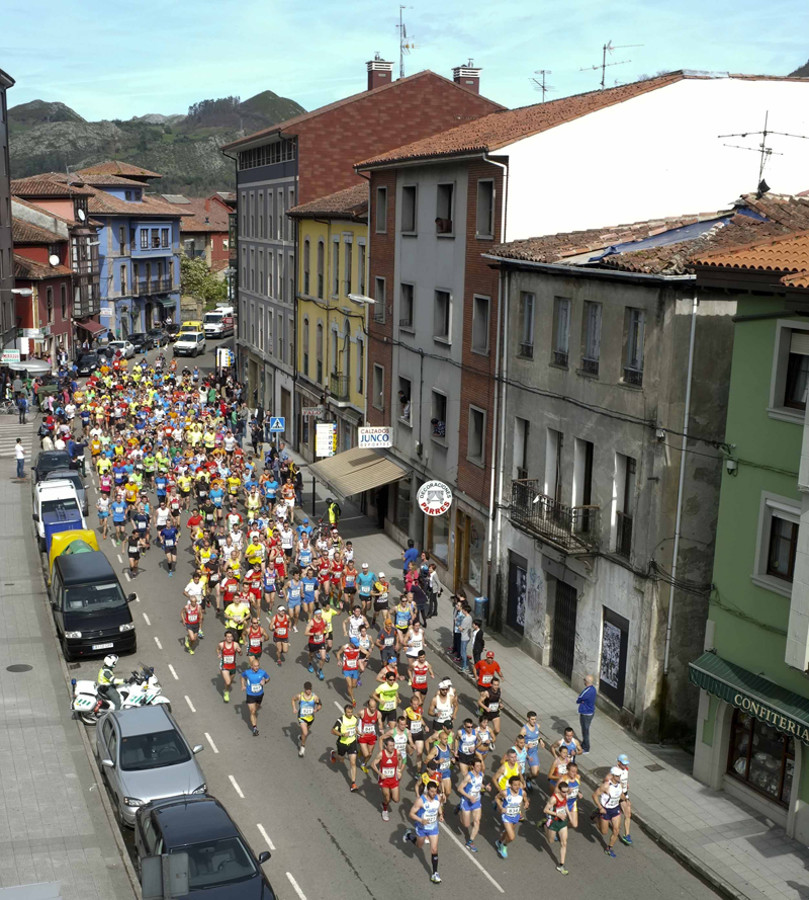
[348,293,375,306]
[1,288,33,296]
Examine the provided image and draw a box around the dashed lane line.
[167,664,178,680]
[142,612,151,626]
[285,872,307,900]
[184,695,196,713]
[256,823,276,851]
[204,732,219,754]
[440,823,506,893]
[154,636,163,650]
[228,775,244,798]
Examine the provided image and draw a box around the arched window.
[343,318,351,380]
[316,240,325,299]
[302,316,310,377]
[316,322,324,383]
[303,239,311,295]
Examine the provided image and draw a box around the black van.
[50,551,137,661]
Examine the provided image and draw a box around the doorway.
[551,579,578,681]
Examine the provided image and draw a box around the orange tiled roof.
[11,173,93,198]
[74,171,146,187]
[12,217,64,244]
[287,183,368,220]
[14,253,72,280]
[694,229,809,275]
[163,196,231,232]
[78,161,162,179]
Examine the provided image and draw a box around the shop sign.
[1,349,20,363]
[358,426,392,449]
[417,480,453,517]
[732,693,809,742]
[316,422,337,458]
[302,406,325,418]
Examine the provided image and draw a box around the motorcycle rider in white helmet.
[97,655,125,707]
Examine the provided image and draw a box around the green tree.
[180,254,227,309]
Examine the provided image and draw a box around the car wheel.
[62,639,74,663]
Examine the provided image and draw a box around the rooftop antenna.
[580,41,643,89]
[397,6,415,79]
[530,69,554,102]
[718,111,809,195]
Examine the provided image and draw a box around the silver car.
[108,339,135,359]
[42,468,88,516]
[96,705,206,827]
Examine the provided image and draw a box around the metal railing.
[623,366,643,386]
[329,372,350,401]
[553,349,569,367]
[581,356,599,376]
[135,277,172,296]
[616,511,633,559]
[511,479,600,551]
[518,342,534,359]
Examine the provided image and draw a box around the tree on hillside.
[180,254,227,308]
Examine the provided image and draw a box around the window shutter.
[790,330,809,356]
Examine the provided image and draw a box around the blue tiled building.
[76,162,184,336]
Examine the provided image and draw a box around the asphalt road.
[62,339,719,900]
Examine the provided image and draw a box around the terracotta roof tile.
[288,183,368,220]
[14,253,72,280]
[162,196,231,232]
[81,184,189,218]
[693,229,809,274]
[10,173,93,198]
[74,171,146,187]
[782,271,809,289]
[78,161,162,179]
[12,217,63,244]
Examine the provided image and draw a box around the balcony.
[135,277,173,296]
[552,349,569,367]
[623,366,643,387]
[329,371,350,402]
[616,511,633,559]
[511,479,600,552]
[581,356,599,376]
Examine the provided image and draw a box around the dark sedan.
[31,450,73,485]
[165,323,181,342]
[76,351,100,375]
[129,333,153,354]
[147,327,171,347]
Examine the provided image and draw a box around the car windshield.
[41,497,79,516]
[204,313,223,323]
[64,580,127,612]
[130,333,146,341]
[171,836,258,890]
[120,728,191,771]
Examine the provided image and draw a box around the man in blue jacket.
[576,675,597,754]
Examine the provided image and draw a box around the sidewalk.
[0,473,136,899]
[293,457,809,900]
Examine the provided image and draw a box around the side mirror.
[192,744,204,754]
[101,758,115,769]
[257,851,271,864]
[127,593,137,603]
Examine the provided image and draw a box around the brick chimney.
[367,53,394,91]
[452,61,481,94]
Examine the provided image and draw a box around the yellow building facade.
[289,184,369,461]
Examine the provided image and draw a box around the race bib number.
[249,683,262,694]
[381,767,396,779]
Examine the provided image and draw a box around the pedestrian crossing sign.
[269,417,285,432]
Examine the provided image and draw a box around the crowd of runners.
[60,350,635,883]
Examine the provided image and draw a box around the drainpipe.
[489,267,509,620]
[663,291,699,676]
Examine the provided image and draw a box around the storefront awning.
[690,651,809,742]
[157,297,177,308]
[308,447,407,498]
[75,318,106,336]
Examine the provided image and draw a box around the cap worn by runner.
[438,679,452,690]
[379,572,385,578]
[362,563,369,569]
[277,606,285,612]
[618,754,629,765]
[610,766,623,776]
[486,651,495,659]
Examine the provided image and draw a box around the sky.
[1,0,808,121]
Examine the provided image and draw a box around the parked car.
[50,550,136,661]
[33,479,86,551]
[128,333,152,354]
[42,468,88,516]
[108,340,135,359]
[31,450,73,485]
[165,324,181,342]
[135,795,274,897]
[173,332,206,358]
[76,351,100,376]
[146,328,170,348]
[96,706,206,828]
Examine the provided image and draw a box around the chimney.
[452,59,481,94]
[367,52,394,91]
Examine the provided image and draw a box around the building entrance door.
[551,580,578,681]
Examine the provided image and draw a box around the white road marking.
[334,700,343,711]
[168,664,179,681]
[228,775,244,798]
[204,732,219,754]
[184,695,196,713]
[124,572,131,582]
[256,823,276,851]
[154,636,163,650]
[116,553,123,563]
[439,823,505,893]
[285,872,307,900]
[142,612,151,625]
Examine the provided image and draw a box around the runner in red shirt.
[305,609,327,680]
[338,640,362,707]
[245,617,269,659]
[271,606,290,667]
[475,651,503,689]
[356,696,382,774]
[181,597,204,655]
[221,573,240,615]
[410,650,435,698]
[217,630,242,702]
[372,736,401,822]
[245,567,263,616]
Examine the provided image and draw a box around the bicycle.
[0,399,18,415]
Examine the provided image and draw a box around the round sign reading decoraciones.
[417,480,453,517]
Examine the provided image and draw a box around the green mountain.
[789,59,809,77]
[8,90,306,195]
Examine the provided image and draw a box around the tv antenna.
[397,6,416,79]
[580,41,643,89]
[718,111,809,194]
[530,69,554,102]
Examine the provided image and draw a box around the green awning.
[157,297,176,308]
[690,651,809,743]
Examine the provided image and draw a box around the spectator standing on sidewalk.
[16,392,28,424]
[458,603,473,673]
[427,563,442,618]
[14,438,25,480]
[402,538,419,582]
[576,675,597,754]
[470,619,485,665]
[452,596,464,660]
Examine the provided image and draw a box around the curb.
[425,635,744,900]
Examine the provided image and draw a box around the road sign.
[358,426,392,449]
[315,422,337,457]
[269,416,285,433]
[302,406,325,418]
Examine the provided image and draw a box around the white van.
[33,480,87,549]
[203,308,235,338]
[173,331,207,357]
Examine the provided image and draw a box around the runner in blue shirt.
[161,524,179,576]
[155,473,168,500]
[111,499,127,543]
[241,657,270,735]
[357,566,376,616]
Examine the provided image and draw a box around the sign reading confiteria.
[732,693,809,742]
[358,426,392,449]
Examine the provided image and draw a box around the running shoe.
[330,750,337,765]
[403,829,414,844]
[308,665,315,673]
[293,625,298,633]
[252,726,259,736]
[360,763,369,774]
[277,659,282,667]
[605,848,617,858]
[495,840,507,859]
[350,782,358,792]
[317,670,325,681]
[430,873,441,884]
[188,647,195,655]
[620,835,633,845]
[223,691,230,703]
[325,654,330,662]
[356,678,362,687]
[556,865,569,875]
[454,803,461,816]
[299,745,305,757]
[184,638,190,651]
[168,570,173,577]
[198,630,204,638]
[465,840,478,853]
[382,808,390,822]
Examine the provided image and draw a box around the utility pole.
[530,69,554,102]
[397,6,415,78]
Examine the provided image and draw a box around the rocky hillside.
[8,90,306,195]
[790,59,809,78]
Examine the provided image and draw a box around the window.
[581,301,602,376]
[431,392,447,439]
[46,286,53,324]
[728,709,794,807]
[316,324,324,383]
[476,179,494,238]
[358,241,366,295]
[118,226,125,253]
[249,192,255,236]
[302,316,310,377]
[344,240,353,296]
[287,188,295,240]
[332,240,340,296]
[552,297,571,367]
[436,183,454,234]
[316,240,324,299]
[140,230,149,250]
[151,228,160,249]
[258,191,264,238]
[573,438,595,533]
[125,190,132,201]
[783,330,809,410]
[288,253,294,306]
[268,191,274,239]
[513,417,529,480]
[258,250,264,293]
[376,187,388,233]
[427,513,449,565]
[401,185,417,233]
[767,513,799,582]
[277,190,285,240]
[356,336,364,394]
[161,228,169,248]
[400,283,414,330]
[615,454,636,559]
[330,328,338,376]
[266,310,273,353]
[434,290,451,342]
[372,364,385,410]
[120,264,127,295]
[241,247,247,286]
[472,295,490,354]
[288,315,294,367]
[544,428,563,502]
[60,284,67,319]
[398,377,412,425]
[302,239,310,295]
[374,276,386,324]
[623,308,645,386]
[468,406,486,464]
[518,292,535,358]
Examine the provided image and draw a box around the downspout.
[490,266,509,620]
[663,291,699,677]
[222,148,241,378]
[357,171,371,425]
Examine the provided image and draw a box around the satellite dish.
[48,254,60,267]
[77,208,86,222]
